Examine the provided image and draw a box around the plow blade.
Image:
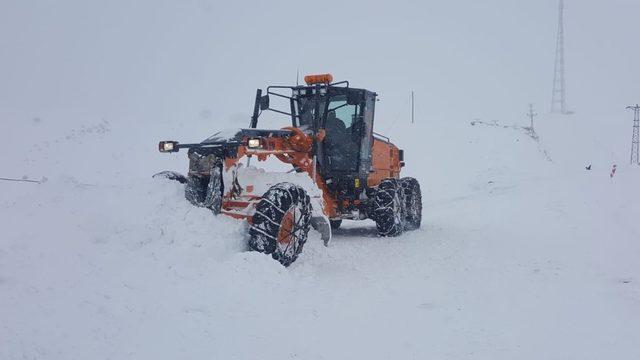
[310,216,332,247]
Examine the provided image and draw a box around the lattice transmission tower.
[627,104,640,165]
[551,0,570,114]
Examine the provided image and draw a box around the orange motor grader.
[157,74,422,266]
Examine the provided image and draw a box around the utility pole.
[411,91,415,124]
[551,0,570,114]
[627,104,640,165]
[527,104,538,130]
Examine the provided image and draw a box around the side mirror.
[259,95,270,110]
[347,90,364,105]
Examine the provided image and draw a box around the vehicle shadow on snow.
[330,224,380,239]
[330,220,427,240]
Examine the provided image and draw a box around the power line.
[0,177,43,184]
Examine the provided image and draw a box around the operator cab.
[252,74,377,198]
[293,85,375,175]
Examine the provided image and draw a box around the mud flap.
[310,216,332,247]
[152,171,187,184]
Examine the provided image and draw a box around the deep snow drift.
[2,112,639,359]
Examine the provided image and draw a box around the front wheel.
[249,183,311,266]
[184,161,223,214]
[185,175,208,206]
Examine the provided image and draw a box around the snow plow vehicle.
[156,74,422,266]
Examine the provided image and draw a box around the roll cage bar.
[249,81,352,131]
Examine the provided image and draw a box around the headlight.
[159,141,179,152]
[247,138,261,148]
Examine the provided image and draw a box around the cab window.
[328,100,357,128]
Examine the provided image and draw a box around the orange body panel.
[367,138,401,187]
[220,127,339,219]
[219,129,401,220]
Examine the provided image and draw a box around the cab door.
[357,91,376,179]
[323,95,363,174]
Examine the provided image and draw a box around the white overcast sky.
[1,0,639,136]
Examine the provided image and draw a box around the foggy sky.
[1,0,639,169]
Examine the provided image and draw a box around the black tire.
[372,178,405,237]
[330,219,342,230]
[401,177,422,231]
[185,175,208,206]
[203,163,223,214]
[185,161,223,214]
[249,183,311,266]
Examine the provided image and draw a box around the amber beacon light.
[304,73,334,85]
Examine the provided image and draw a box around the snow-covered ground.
[2,112,639,359]
[2,1,640,358]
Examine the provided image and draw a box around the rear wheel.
[249,183,311,266]
[372,178,405,237]
[401,177,422,230]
